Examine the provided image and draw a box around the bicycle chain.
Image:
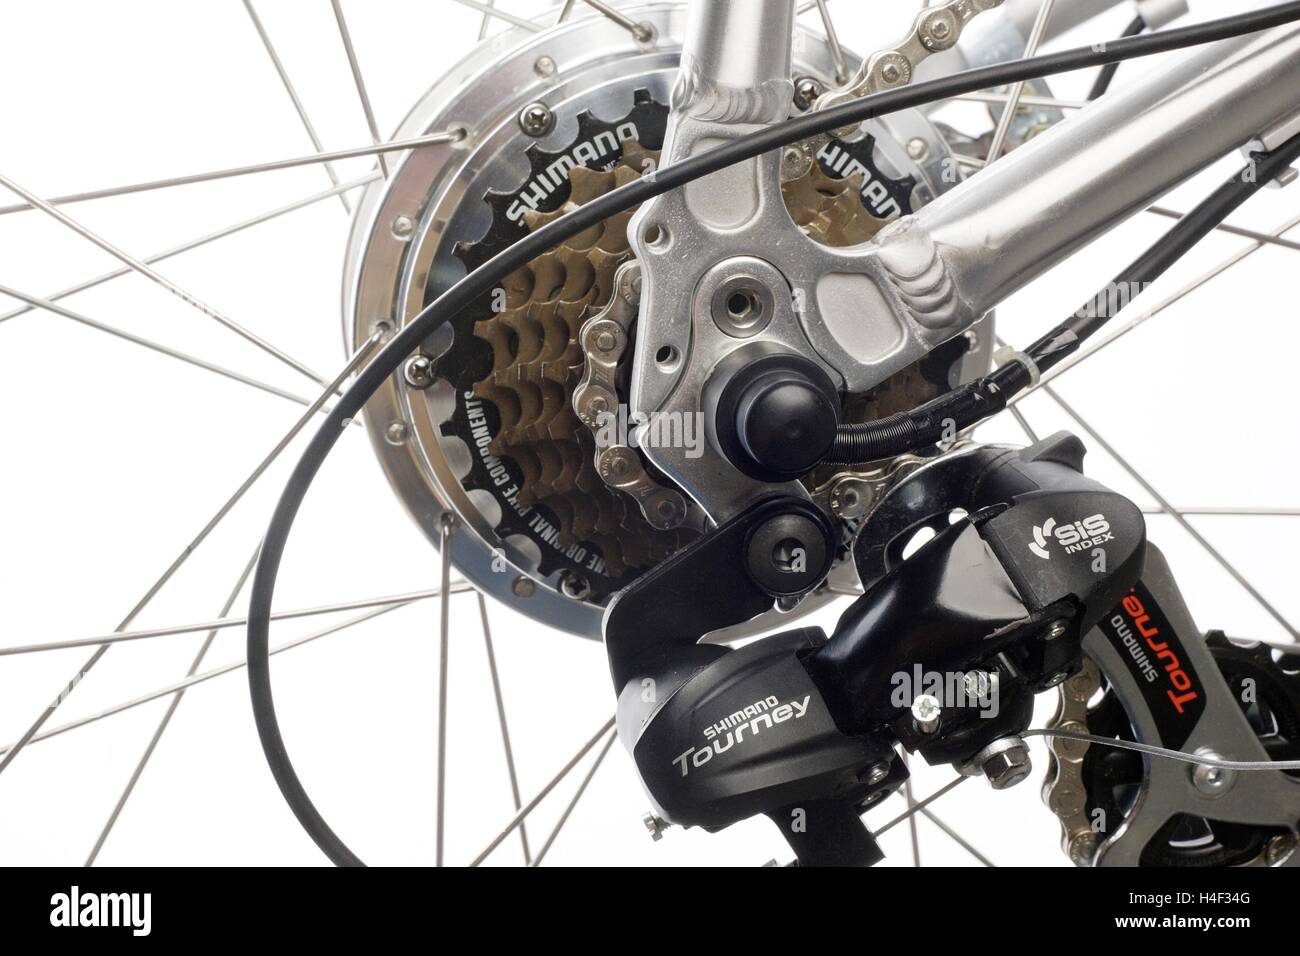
[784,0,1005,180]
[1043,639,1300,866]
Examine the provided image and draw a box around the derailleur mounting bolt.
[911,694,942,735]
[973,736,1033,791]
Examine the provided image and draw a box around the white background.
[1,0,1297,867]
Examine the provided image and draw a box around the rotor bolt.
[642,812,670,841]
[403,354,435,389]
[518,101,555,137]
[911,694,942,735]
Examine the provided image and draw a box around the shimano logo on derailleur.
[671,694,812,777]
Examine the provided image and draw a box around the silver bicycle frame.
[628,0,1300,521]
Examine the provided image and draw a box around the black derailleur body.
[603,432,1146,864]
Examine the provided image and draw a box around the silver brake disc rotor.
[343,1,973,638]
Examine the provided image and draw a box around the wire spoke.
[1030,374,1299,640]
[435,516,454,867]
[1140,506,1300,517]
[0,174,373,327]
[244,0,352,212]
[580,0,653,43]
[956,90,1086,110]
[0,333,382,777]
[984,0,1056,164]
[0,283,317,409]
[0,581,474,657]
[85,547,260,866]
[902,758,922,866]
[1144,204,1300,251]
[0,172,331,388]
[529,730,617,867]
[476,0,496,39]
[918,806,996,866]
[449,0,542,34]
[329,0,390,178]
[0,599,433,757]
[1008,209,1300,400]
[0,134,453,218]
[469,716,616,866]
[872,775,967,837]
[477,591,531,864]
[812,0,849,85]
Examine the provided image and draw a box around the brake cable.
[245,2,1300,866]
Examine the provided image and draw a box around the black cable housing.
[1088,14,1147,100]
[245,2,1300,866]
[826,131,1300,465]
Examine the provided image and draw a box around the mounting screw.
[911,694,942,735]
[533,55,557,78]
[511,576,536,598]
[642,812,669,841]
[906,137,930,161]
[559,570,591,601]
[403,353,434,389]
[391,215,416,241]
[518,101,555,137]
[792,75,826,112]
[863,760,892,786]
[1190,749,1236,796]
[384,421,410,446]
[1044,619,1070,640]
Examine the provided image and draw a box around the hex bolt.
[518,101,555,137]
[403,353,434,389]
[911,694,942,735]
[963,669,992,701]
[642,812,670,841]
[1045,619,1069,640]
[974,737,1033,790]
